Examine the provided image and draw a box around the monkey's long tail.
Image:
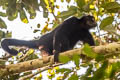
[1,39,38,55]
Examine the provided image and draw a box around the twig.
[0,53,12,60]
[19,63,63,80]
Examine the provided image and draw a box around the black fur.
[1,15,97,62]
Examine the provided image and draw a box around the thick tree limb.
[1,42,120,77]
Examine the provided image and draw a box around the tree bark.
[1,42,120,77]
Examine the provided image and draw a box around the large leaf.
[83,44,104,61]
[82,44,97,58]
[0,18,7,29]
[23,0,38,19]
[101,2,120,13]
[102,2,120,10]
[75,0,85,9]
[59,55,71,63]
[72,54,80,67]
[103,24,116,34]
[100,16,114,30]
[57,6,77,19]
[68,74,79,80]
[7,0,18,21]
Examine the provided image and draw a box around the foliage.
[1,0,120,80]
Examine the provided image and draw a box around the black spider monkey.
[1,15,97,62]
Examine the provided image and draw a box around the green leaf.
[31,0,39,10]
[26,53,38,60]
[20,8,29,23]
[56,68,71,73]
[33,29,40,33]
[63,70,72,79]
[7,0,18,21]
[103,24,116,33]
[56,68,72,80]
[61,0,64,2]
[109,62,120,78]
[68,6,77,10]
[5,32,12,38]
[0,0,8,6]
[0,30,5,39]
[102,2,120,13]
[82,44,97,58]
[52,23,59,28]
[23,0,39,10]
[105,65,113,78]
[80,64,93,80]
[100,16,114,30]
[7,74,19,80]
[0,59,6,65]
[0,31,12,40]
[43,11,48,18]
[22,0,38,19]
[72,54,80,67]
[25,49,38,60]
[75,0,85,9]
[30,12,36,19]
[91,61,108,80]
[37,24,41,28]
[68,74,79,80]
[107,8,120,13]
[95,54,104,62]
[7,11,18,21]
[0,18,7,29]
[40,0,48,18]
[57,6,77,19]
[0,12,7,17]
[66,0,71,3]
[59,55,71,63]
[101,2,120,10]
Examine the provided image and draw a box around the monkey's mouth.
[93,22,97,27]
[89,22,97,28]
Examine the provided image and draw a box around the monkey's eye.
[91,17,95,22]
[91,18,95,21]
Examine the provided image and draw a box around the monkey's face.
[82,15,97,29]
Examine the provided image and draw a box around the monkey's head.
[80,15,97,29]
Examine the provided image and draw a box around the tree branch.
[1,42,120,77]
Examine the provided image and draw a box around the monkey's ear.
[79,14,89,19]
[78,15,88,22]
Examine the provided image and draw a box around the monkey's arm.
[82,31,95,46]
[53,35,70,62]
